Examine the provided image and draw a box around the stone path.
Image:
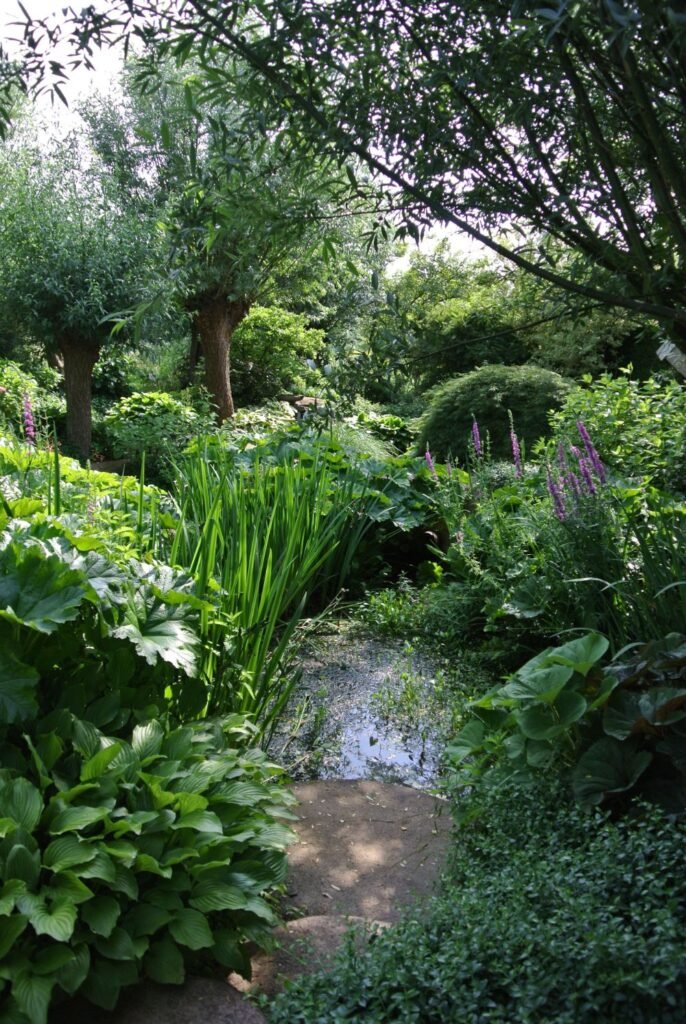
[52,779,449,1021]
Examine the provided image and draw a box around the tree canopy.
[3,1,686,361]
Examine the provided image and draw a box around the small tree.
[0,140,151,456]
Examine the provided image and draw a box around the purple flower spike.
[546,467,567,521]
[577,455,597,495]
[471,419,482,457]
[23,393,36,447]
[511,428,522,478]
[576,420,606,484]
[565,471,583,502]
[425,447,439,481]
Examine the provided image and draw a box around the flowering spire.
[425,446,439,481]
[471,418,482,458]
[546,467,567,521]
[510,422,522,478]
[576,420,606,484]
[22,393,36,447]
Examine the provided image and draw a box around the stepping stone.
[284,780,451,922]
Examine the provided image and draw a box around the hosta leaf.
[47,871,93,905]
[173,792,208,816]
[21,896,77,941]
[94,926,138,961]
[242,896,277,923]
[110,864,138,900]
[135,854,172,879]
[0,547,88,633]
[5,844,40,887]
[56,943,90,996]
[12,971,54,1024]
[32,944,74,976]
[43,835,97,872]
[0,879,26,915]
[0,818,18,838]
[132,720,164,761]
[79,960,138,1011]
[2,779,43,832]
[71,719,102,760]
[170,810,223,833]
[254,822,296,849]
[0,914,28,958]
[169,908,214,950]
[189,884,249,913]
[80,895,121,938]
[79,850,116,883]
[49,806,110,834]
[80,743,123,782]
[112,602,198,674]
[0,651,39,725]
[572,738,653,805]
[213,781,272,806]
[145,937,185,985]
[124,903,172,937]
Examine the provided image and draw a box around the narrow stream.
[269,630,443,788]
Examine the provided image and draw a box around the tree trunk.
[195,295,249,423]
[59,337,100,460]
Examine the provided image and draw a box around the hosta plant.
[0,716,296,1023]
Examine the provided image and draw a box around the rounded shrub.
[416,364,572,462]
[104,391,212,476]
[0,358,64,439]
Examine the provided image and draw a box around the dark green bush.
[416,364,572,462]
[268,781,686,1023]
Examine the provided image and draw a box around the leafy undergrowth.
[267,781,686,1023]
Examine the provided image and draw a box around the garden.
[1,2,686,1022]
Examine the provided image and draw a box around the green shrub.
[231,306,325,406]
[416,364,572,462]
[268,781,686,1024]
[0,359,64,439]
[0,716,295,1022]
[548,370,686,493]
[103,391,212,478]
[91,347,137,398]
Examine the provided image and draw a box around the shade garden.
[2,2,686,1017]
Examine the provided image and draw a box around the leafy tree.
[0,139,152,457]
[83,61,381,422]
[5,1,686,367]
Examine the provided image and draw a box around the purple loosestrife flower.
[22,393,36,447]
[576,420,606,484]
[425,447,439,481]
[546,468,567,521]
[565,471,583,503]
[471,419,482,457]
[577,455,597,496]
[557,442,568,475]
[510,428,522,478]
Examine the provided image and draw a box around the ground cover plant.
[267,780,686,1024]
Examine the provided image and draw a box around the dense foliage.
[269,781,686,1024]
[416,365,571,462]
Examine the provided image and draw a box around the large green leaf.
[1,779,43,831]
[112,599,198,673]
[0,914,28,958]
[80,895,121,938]
[547,633,609,676]
[49,806,110,834]
[17,894,77,941]
[168,908,214,950]
[43,835,97,872]
[12,971,54,1024]
[0,650,39,725]
[56,943,90,996]
[189,883,249,913]
[0,546,88,633]
[145,937,185,985]
[80,742,124,782]
[501,664,574,704]
[170,810,223,833]
[93,926,141,961]
[572,738,653,805]
[132,720,165,761]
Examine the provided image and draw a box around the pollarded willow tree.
[82,60,382,421]
[0,137,153,457]
[3,1,685,370]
